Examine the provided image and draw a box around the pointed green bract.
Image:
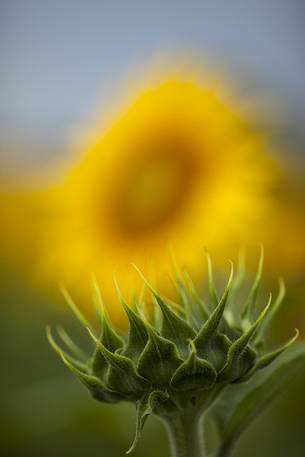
[91,274,105,323]
[256,278,286,341]
[133,264,195,356]
[90,279,124,377]
[241,245,264,321]
[100,316,124,351]
[207,252,219,308]
[194,263,233,367]
[171,342,216,391]
[230,249,246,302]
[93,277,124,351]
[127,390,169,455]
[57,326,88,361]
[91,314,124,378]
[137,324,182,387]
[114,277,148,360]
[60,286,93,331]
[47,326,88,373]
[47,327,121,402]
[87,328,150,398]
[169,248,192,322]
[241,329,299,381]
[121,302,148,360]
[218,294,272,382]
[154,294,195,357]
[48,252,302,456]
[183,270,210,322]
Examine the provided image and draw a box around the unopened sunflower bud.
[47,250,302,457]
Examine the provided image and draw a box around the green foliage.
[209,343,305,457]
[47,251,305,456]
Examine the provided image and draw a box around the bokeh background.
[1,1,305,456]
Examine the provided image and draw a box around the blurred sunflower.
[1,65,304,325]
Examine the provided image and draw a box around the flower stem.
[163,411,205,457]
[212,443,233,457]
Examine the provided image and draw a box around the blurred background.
[1,1,305,456]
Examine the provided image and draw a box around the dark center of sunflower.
[110,133,198,238]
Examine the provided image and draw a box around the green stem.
[162,411,205,457]
[212,442,233,457]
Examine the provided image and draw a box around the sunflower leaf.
[209,343,305,457]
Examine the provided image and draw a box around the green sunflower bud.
[47,250,305,457]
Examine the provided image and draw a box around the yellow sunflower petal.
[1,66,304,326]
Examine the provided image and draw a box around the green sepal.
[171,342,216,391]
[60,286,93,331]
[218,317,241,343]
[57,326,88,361]
[239,329,299,382]
[154,295,195,357]
[183,269,210,322]
[194,263,233,347]
[194,264,233,369]
[204,333,232,373]
[91,327,123,378]
[114,278,148,361]
[255,278,286,343]
[67,364,122,404]
[126,390,169,454]
[218,294,272,382]
[121,303,148,360]
[90,280,124,377]
[47,327,121,403]
[207,252,219,309]
[92,276,124,352]
[229,248,246,307]
[218,345,257,384]
[99,315,124,352]
[88,329,150,398]
[133,264,195,357]
[47,326,88,373]
[241,246,264,321]
[169,249,192,323]
[137,324,182,388]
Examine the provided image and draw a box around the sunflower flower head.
[47,251,300,456]
[37,68,281,324]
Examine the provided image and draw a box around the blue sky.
[1,0,305,159]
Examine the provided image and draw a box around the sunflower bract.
[47,253,298,454]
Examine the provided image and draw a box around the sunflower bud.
[47,250,300,456]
